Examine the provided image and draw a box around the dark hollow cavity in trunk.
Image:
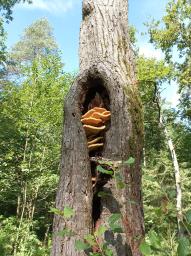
[81,79,112,230]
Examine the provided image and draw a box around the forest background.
[0,0,191,255]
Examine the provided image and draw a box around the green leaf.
[49,207,60,214]
[97,191,111,198]
[64,206,75,219]
[139,241,152,255]
[105,248,114,256]
[117,181,125,189]
[98,160,113,166]
[143,174,155,182]
[84,234,96,246]
[96,165,113,175]
[148,230,160,249]
[95,225,107,237]
[57,228,74,238]
[177,237,190,256]
[186,210,191,224]
[108,213,121,225]
[49,206,75,219]
[49,207,64,217]
[75,240,91,251]
[114,173,123,181]
[124,157,135,166]
[110,225,123,233]
[108,213,123,233]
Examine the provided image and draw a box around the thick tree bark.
[51,1,144,255]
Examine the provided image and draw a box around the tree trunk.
[51,1,144,255]
[160,116,183,235]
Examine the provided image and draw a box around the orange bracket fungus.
[81,106,111,152]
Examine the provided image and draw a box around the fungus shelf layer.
[81,106,111,153]
[80,81,111,231]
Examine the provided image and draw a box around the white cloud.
[18,0,77,14]
[139,43,164,60]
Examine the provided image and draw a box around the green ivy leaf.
[185,210,191,224]
[148,230,160,249]
[49,207,64,216]
[97,191,111,198]
[114,172,123,181]
[96,165,113,175]
[57,228,74,238]
[75,240,91,251]
[117,181,125,189]
[49,206,75,219]
[108,214,123,233]
[108,213,121,225]
[111,224,123,233]
[98,160,113,166]
[177,237,190,256]
[124,157,135,166]
[64,206,75,219]
[139,241,152,255]
[105,248,114,256]
[95,225,107,237]
[84,234,96,246]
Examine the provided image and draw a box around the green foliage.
[137,52,191,254]
[0,216,51,256]
[0,17,7,63]
[52,178,125,256]
[0,52,72,254]
[75,240,91,251]
[10,18,58,64]
[96,165,113,175]
[140,241,152,255]
[0,0,32,21]
[177,237,191,256]
[123,156,135,166]
[0,2,191,255]
[185,210,191,224]
[129,25,137,46]
[108,213,123,233]
[50,206,75,219]
[147,0,191,121]
[96,157,136,190]
[137,56,172,159]
[57,228,74,238]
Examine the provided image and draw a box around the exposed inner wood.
[82,78,110,113]
[81,79,111,157]
[82,83,112,231]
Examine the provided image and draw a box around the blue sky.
[4,0,179,106]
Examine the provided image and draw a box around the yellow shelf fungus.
[83,124,106,136]
[88,143,104,152]
[87,137,103,145]
[81,117,103,126]
[81,107,111,152]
